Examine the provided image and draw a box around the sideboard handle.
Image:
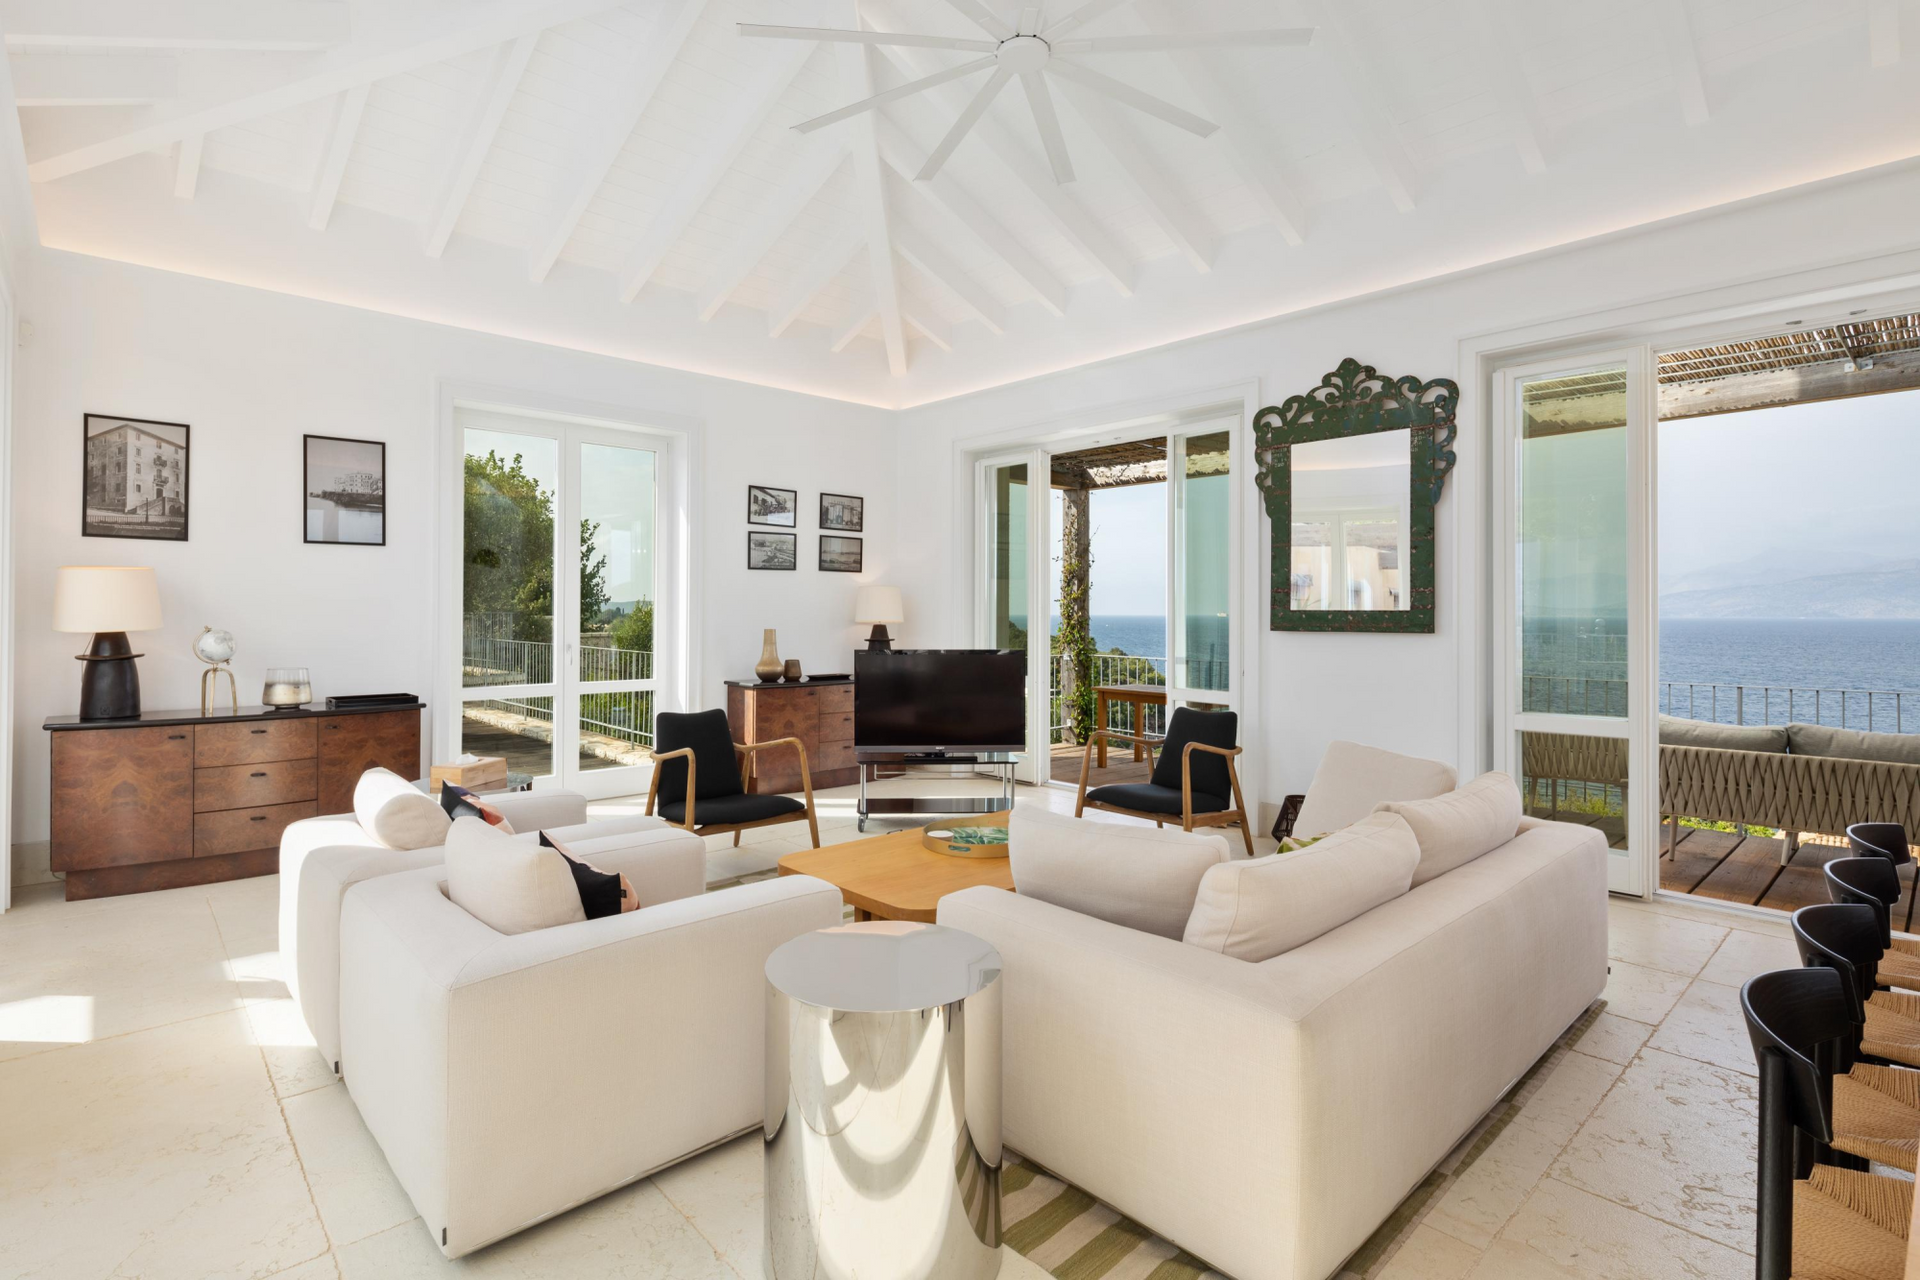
[250,815,267,822]
[249,771,267,778]
[251,728,268,735]
[167,733,187,740]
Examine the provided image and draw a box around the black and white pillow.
[540,831,636,919]
[440,782,513,831]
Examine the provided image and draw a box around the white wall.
[8,251,893,861]
[892,164,1920,818]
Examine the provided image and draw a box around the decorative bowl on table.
[262,666,312,710]
[922,825,1011,859]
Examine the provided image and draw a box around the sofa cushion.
[1009,805,1231,939]
[353,767,451,851]
[540,832,635,919]
[440,782,514,831]
[444,816,586,934]
[1375,771,1523,887]
[1659,715,1789,753]
[1291,741,1456,841]
[1787,722,1920,766]
[1182,811,1419,961]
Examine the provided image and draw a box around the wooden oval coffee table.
[777,809,1013,922]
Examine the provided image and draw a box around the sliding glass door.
[457,409,676,799]
[979,451,1050,784]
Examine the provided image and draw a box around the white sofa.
[278,789,690,1073]
[938,814,1607,1280]
[337,863,843,1258]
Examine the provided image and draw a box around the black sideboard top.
[45,699,426,731]
[722,676,853,689]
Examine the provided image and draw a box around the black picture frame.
[819,535,863,573]
[82,414,191,541]
[303,434,388,547]
[748,531,797,570]
[747,484,797,527]
[819,492,863,532]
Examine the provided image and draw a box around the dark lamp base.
[864,624,894,652]
[76,631,143,721]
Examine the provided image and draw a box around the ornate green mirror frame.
[1253,358,1459,633]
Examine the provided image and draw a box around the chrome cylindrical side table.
[764,922,1003,1280]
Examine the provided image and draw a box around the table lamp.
[853,585,903,652]
[54,566,163,720]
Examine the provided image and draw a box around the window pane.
[462,698,553,779]
[578,692,653,773]
[578,442,656,684]
[1176,430,1231,691]
[462,430,559,690]
[1518,370,1629,716]
[1519,730,1627,850]
[990,463,1029,649]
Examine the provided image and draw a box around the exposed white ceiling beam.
[876,118,1067,316]
[306,83,367,231]
[1019,70,1073,184]
[841,30,907,376]
[904,303,953,353]
[26,0,630,184]
[11,51,178,105]
[424,33,537,257]
[1653,2,1709,126]
[172,132,202,199]
[831,292,876,352]
[873,40,1134,296]
[768,222,863,338]
[527,0,708,283]
[1132,1,1309,244]
[0,1,350,50]
[1306,1,1417,211]
[1056,79,1212,272]
[692,134,847,321]
[617,40,818,303]
[892,223,1005,335]
[1467,0,1547,173]
[1869,0,1901,66]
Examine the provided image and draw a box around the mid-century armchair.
[645,709,820,848]
[1075,706,1254,857]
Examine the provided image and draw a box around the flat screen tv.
[854,649,1027,755]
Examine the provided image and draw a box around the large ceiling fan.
[739,2,1313,183]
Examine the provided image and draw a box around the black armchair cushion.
[661,792,806,827]
[653,709,744,806]
[1148,707,1239,799]
[1086,783,1229,817]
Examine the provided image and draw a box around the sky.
[1049,482,1168,617]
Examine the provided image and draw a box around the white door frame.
[434,382,701,800]
[974,447,1050,784]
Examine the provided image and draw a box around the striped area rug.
[999,1000,1608,1280]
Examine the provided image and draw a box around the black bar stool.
[1826,857,1920,993]
[1849,822,1918,935]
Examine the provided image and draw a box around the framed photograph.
[819,492,863,532]
[748,531,797,571]
[747,484,797,527]
[819,535,863,573]
[303,434,387,546]
[83,415,190,541]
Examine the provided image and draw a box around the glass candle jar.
[262,667,312,710]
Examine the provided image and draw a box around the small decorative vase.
[263,666,312,710]
[755,630,783,683]
[783,659,803,683]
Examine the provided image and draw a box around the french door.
[454,407,681,800]
[1493,349,1658,895]
[979,450,1049,784]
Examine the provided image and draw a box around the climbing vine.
[1057,548,1096,744]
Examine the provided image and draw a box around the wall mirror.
[1254,359,1459,633]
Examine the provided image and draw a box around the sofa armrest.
[485,788,589,831]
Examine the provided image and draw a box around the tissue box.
[428,756,508,793]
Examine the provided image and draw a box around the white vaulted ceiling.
[7,0,1920,406]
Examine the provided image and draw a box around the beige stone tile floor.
[0,781,1818,1279]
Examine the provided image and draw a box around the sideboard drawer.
[195,758,318,812]
[195,718,316,768]
[195,801,317,857]
[812,740,857,772]
[813,684,854,714]
[820,711,854,743]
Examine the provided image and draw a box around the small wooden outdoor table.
[1094,684,1168,768]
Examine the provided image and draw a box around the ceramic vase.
[783,659,803,682]
[755,630,783,683]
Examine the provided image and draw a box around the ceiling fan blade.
[1047,59,1216,136]
[918,65,1014,180]
[794,55,998,133]
[1052,28,1316,53]
[1016,5,1045,36]
[939,0,1016,41]
[1020,71,1074,182]
[1042,0,1133,39]
[738,24,999,53]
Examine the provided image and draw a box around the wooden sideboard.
[725,679,856,795]
[44,702,424,900]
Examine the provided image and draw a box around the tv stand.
[854,751,1018,832]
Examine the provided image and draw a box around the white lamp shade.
[53,566,163,634]
[854,585,904,625]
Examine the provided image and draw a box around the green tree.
[463,452,612,640]
[609,600,653,655]
[578,518,609,630]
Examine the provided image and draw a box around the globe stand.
[201,663,237,717]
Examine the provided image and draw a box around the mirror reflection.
[1289,428,1412,611]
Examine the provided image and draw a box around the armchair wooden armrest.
[1180,741,1245,828]
[644,747,697,829]
[735,737,814,802]
[1074,728,1166,810]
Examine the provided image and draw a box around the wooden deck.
[1048,741,1153,788]
[1659,826,1916,916]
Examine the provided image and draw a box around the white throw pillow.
[1291,741,1456,842]
[1374,771,1523,887]
[444,816,587,935]
[352,766,451,851]
[1182,811,1419,962]
[1009,806,1232,939]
